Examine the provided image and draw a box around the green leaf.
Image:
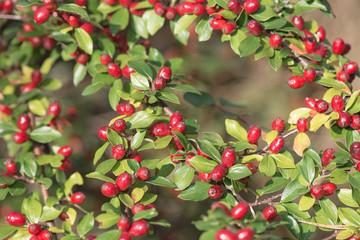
[338,189,359,208]
[38,78,63,91]
[259,155,276,177]
[119,193,134,207]
[157,91,180,104]
[57,3,90,20]
[30,126,62,143]
[28,99,47,116]
[172,165,195,190]
[93,142,110,165]
[178,181,212,201]
[131,131,146,149]
[109,8,129,34]
[64,172,83,195]
[93,73,114,85]
[225,119,247,142]
[349,172,360,190]
[74,28,93,55]
[73,63,87,86]
[133,208,158,221]
[77,213,94,237]
[188,155,218,173]
[24,157,37,178]
[269,49,282,71]
[108,79,122,111]
[281,180,308,202]
[128,61,154,80]
[147,176,176,188]
[8,228,32,240]
[293,132,311,157]
[82,83,104,96]
[128,111,156,129]
[238,36,260,57]
[96,159,117,174]
[338,207,360,227]
[130,72,150,90]
[195,17,213,42]
[257,176,288,195]
[288,108,311,124]
[184,91,215,107]
[298,194,315,211]
[298,153,315,184]
[174,14,197,35]
[143,10,165,35]
[0,226,18,239]
[39,206,62,222]
[96,214,120,229]
[319,198,338,223]
[271,154,295,169]
[250,6,278,21]
[23,197,42,223]
[86,172,115,183]
[154,135,173,149]
[107,128,125,147]
[96,229,121,239]
[197,140,221,162]
[132,15,148,39]
[227,164,252,180]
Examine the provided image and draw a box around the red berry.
[30,236,40,240]
[107,63,122,78]
[42,36,55,50]
[337,111,351,128]
[245,163,257,174]
[357,162,360,173]
[0,104,12,115]
[343,43,351,54]
[288,76,305,89]
[116,172,132,191]
[28,223,41,235]
[67,15,80,27]
[117,215,130,231]
[157,67,172,82]
[80,22,94,34]
[305,97,316,110]
[58,158,72,170]
[208,185,224,199]
[332,38,345,55]
[269,136,284,153]
[75,0,87,6]
[297,118,308,132]
[310,185,323,199]
[153,122,171,137]
[230,202,249,220]
[118,232,131,240]
[206,5,217,15]
[124,102,135,116]
[236,228,254,240]
[6,162,17,175]
[210,19,226,30]
[171,154,183,164]
[336,71,350,82]
[216,229,236,240]
[211,202,230,214]
[76,53,89,64]
[350,142,360,160]
[101,182,119,197]
[100,54,111,65]
[6,212,26,226]
[321,148,335,166]
[304,68,316,82]
[59,212,69,221]
[136,167,150,180]
[269,34,282,49]
[316,26,326,42]
[31,70,42,85]
[247,20,264,36]
[247,126,261,144]
[57,145,72,157]
[243,0,260,14]
[211,164,227,182]
[47,102,61,117]
[122,65,136,78]
[222,22,236,35]
[263,206,277,221]
[227,0,242,14]
[154,3,166,16]
[128,153,142,163]
[17,114,30,131]
[292,16,304,30]
[331,95,344,112]
[71,192,86,204]
[172,136,184,150]
[170,112,183,127]
[343,62,358,75]
[38,230,52,240]
[129,220,149,237]
[172,121,186,133]
[119,0,132,7]
[351,115,360,129]
[21,83,37,93]
[221,147,236,168]
[322,182,336,196]
[3,0,12,13]
[272,117,285,133]
[112,144,126,160]
[193,4,205,16]
[185,155,194,167]
[34,7,50,24]
[199,172,212,182]
[113,119,127,132]
[154,77,167,90]
[132,203,145,215]
[13,132,29,144]
[315,100,328,113]
[181,2,195,14]
[165,7,177,20]
[98,126,109,141]
[349,236,360,240]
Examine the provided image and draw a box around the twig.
[250,193,282,207]
[224,184,246,203]
[12,175,36,184]
[323,231,338,240]
[297,220,347,230]
[0,14,23,21]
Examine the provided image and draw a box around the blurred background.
[1,0,360,239]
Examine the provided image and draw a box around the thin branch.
[298,220,347,230]
[12,175,36,184]
[224,184,246,203]
[0,14,23,21]
[323,231,338,240]
[250,193,282,207]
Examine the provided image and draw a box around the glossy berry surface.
[263,206,277,221]
[57,145,72,157]
[154,77,167,90]
[199,172,212,182]
[129,220,149,237]
[269,34,282,49]
[34,7,50,24]
[172,121,186,133]
[107,63,122,78]
[288,76,305,89]
[208,185,224,199]
[322,182,336,196]
[236,228,254,240]
[132,203,145,215]
[336,71,350,82]
[304,68,316,82]
[351,115,360,129]
[343,62,358,75]
[153,122,171,137]
[157,66,172,82]
[215,229,236,240]
[101,182,119,197]
[116,172,132,191]
[315,100,328,113]
[245,163,257,174]
[243,0,260,14]
[332,38,345,55]
[211,164,227,182]
[28,223,41,235]
[31,70,42,84]
[247,20,264,36]
[269,136,284,153]
[70,192,86,204]
[297,118,308,132]
[305,97,316,110]
[100,54,111,65]
[350,142,360,160]
[6,212,26,226]
[122,65,136,78]
[230,202,249,220]
[272,117,285,133]
[321,148,335,166]
[310,185,323,199]
[47,102,61,117]
[221,147,236,168]
[170,112,183,127]
[136,167,150,180]
[292,16,304,30]
[337,111,351,128]
[247,126,261,144]
[6,162,17,175]
[112,144,126,160]
[13,132,29,144]
[316,26,326,42]
[38,230,52,240]
[117,215,130,231]
[17,114,30,131]
[129,153,142,163]
[331,95,344,112]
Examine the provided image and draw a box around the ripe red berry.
[236,228,254,240]
[47,102,61,117]
[153,122,171,137]
[3,0,13,13]
[222,22,236,35]
[172,121,186,133]
[117,215,130,231]
[154,77,167,90]
[124,102,135,116]
[316,26,326,42]
[211,202,231,214]
[59,212,69,221]
[122,65,136,78]
[157,67,172,82]
[292,16,304,30]
[13,132,29,144]
[116,172,132,191]
[100,54,111,66]
[243,0,260,14]
[75,0,87,6]
[113,119,127,132]
[244,163,257,175]
[247,126,261,144]
[332,38,345,55]
[132,203,145,215]
[76,53,89,64]
[34,7,51,24]
[58,158,72,170]
[304,68,316,82]
[171,154,183,164]
[57,145,72,157]
[321,148,335,166]
[101,182,119,197]
[231,202,249,220]
[216,229,236,240]
[170,112,183,128]
[107,63,122,78]
[221,147,236,168]
[0,104,13,115]
[331,95,344,112]
[315,100,328,113]
[21,83,37,93]
[210,19,226,30]
[311,185,323,199]
[322,182,336,196]
[297,118,308,132]
[128,153,142,163]
[205,5,217,15]
[165,7,177,20]
[305,97,316,110]
[181,2,196,14]
[269,34,282,49]
[67,15,80,27]
[288,76,305,89]
[351,115,360,129]
[98,126,109,141]
[336,71,350,82]
[208,185,224,199]
[337,111,351,128]
[71,192,86,204]
[119,0,132,7]
[154,3,166,16]
[28,223,41,235]
[343,62,358,75]
[31,70,42,85]
[129,220,149,237]
[263,206,277,221]
[6,212,26,226]
[80,22,94,34]
[211,164,227,182]
[247,19,264,36]
[112,144,126,160]
[350,142,360,160]
[17,114,30,131]
[42,37,55,51]
[342,43,351,54]
[199,172,211,182]
[30,236,40,240]
[6,162,18,175]
[269,136,284,153]
[349,236,360,240]
[38,230,52,240]
[227,0,242,14]
[136,167,150,180]
[172,136,184,150]
[357,162,360,173]
[272,117,285,133]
